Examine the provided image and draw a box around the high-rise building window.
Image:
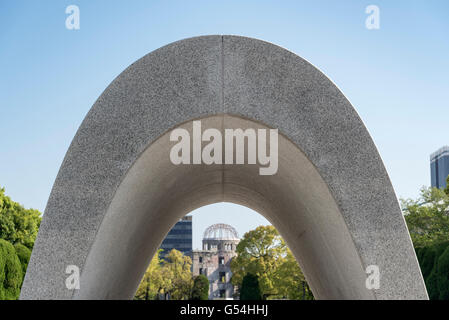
[199,268,203,275]
[430,146,449,189]
[159,216,192,259]
[199,257,203,263]
[219,256,224,265]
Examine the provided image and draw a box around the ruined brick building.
[191,223,240,299]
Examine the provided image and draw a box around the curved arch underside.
[21,35,427,300]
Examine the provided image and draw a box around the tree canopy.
[135,249,193,300]
[402,176,449,300]
[0,188,41,249]
[135,249,164,300]
[230,225,313,300]
[402,184,449,248]
[274,248,312,300]
[230,225,285,299]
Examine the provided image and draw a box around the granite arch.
[21,36,427,300]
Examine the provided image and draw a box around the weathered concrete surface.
[21,35,428,300]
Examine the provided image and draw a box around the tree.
[0,239,23,300]
[135,250,165,300]
[230,225,313,300]
[401,179,449,300]
[135,249,193,300]
[231,225,285,299]
[191,274,209,300]
[0,188,41,249]
[163,249,193,300]
[402,186,449,248]
[274,249,313,300]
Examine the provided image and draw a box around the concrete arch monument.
[21,35,427,300]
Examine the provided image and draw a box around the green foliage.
[240,273,262,300]
[231,225,286,299]
[420,246,436,279]
[426,271,439,300]
[162,249,194,300]
[0,239,23,300]
[14,244,31,283]
[420,244,440,300]
[0,188,40,300]
[191,274,209,300]
[403,183,449,299]
[135,249,193,300]
[230,225,313,300]
[274,249,313,300]
[415,242,449,300]
[0,188,41,249]
[436,246,449,300]
[402,186,449,248]
[135,249,164,300]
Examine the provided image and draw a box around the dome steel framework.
[203,223,239,240]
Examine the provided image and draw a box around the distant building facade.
[160,216,192,257]
[430,146,449,189]
[191,224,239,299]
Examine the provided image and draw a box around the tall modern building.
[159,216,192,257]
[430,146,449,189]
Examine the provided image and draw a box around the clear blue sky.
[1,1,448,249]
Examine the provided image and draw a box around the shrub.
[437,246,449,300]
[420,246,436,279]
[14,243,31,283]
[0,239,23,300]
[240,273,261,300]
[191,274,209,300]
[416,241,449,299]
